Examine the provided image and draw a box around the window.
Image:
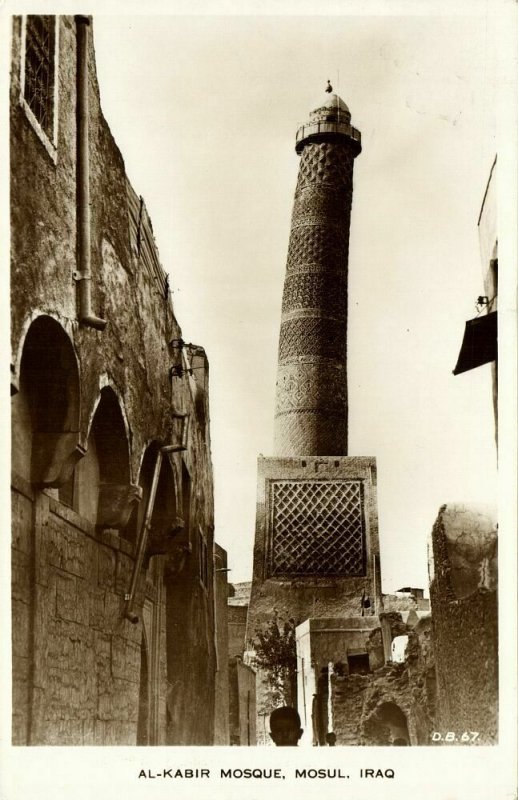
[347,653,370,675]
[21,16,58,153]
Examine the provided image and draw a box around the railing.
[295,120,361,152]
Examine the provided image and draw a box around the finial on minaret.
[325,79,333,93]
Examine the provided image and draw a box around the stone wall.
[10,15,219,745]
[228,605,248,659]
[228,658,257,746]
[213,544,230,745]
[295,611,436,746]
[11,476,33,744]
[429,504,498,744]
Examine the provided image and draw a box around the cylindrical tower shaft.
[273,91,361,456]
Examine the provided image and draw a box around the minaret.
[273,87,361,457]
[246,89,381,741]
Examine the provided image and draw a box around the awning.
[453,311,497,375]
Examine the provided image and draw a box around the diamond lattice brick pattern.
[270,480,365,576]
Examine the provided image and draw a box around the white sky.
[90,12,500,592]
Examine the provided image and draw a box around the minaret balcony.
[295,121,362,155]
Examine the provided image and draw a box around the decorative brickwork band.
[281,272,346,316]
[273,93,361,456]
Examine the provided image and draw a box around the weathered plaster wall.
[296,612,436,746]
[228,659,257,746]
[213,544,230,745]
[228,605,248,658]
[429,503,498,744]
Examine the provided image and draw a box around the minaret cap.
[295,88,361,156]
[309,91,351,124]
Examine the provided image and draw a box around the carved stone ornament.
[97,483,143,529]
[31,431,86,487]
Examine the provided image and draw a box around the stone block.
[11,489,33,555]
[11,548,31,602]
[12,711,29,745]
[115,551,134,595]
[12,654,30,685]
[111,634,141,683]
[105,590,124,631]
[12,659,30,738]
[82,720,96,745]
[43,717,84,745]
[93,719,106,745]
[97,544,117,589]
[89,586,124,633]
[103,721,136,745]
[55,570,88,626]
[11,598,31,657]
[94,631,112,683]
[89,587,107,630]
[98,677,139,724]
[47,515,91,580]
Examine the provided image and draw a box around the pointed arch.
[11,315,82,486]
[76,386,140,528]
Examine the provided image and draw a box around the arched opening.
[91,387,130,485]
[75,387,138,528]
[11,316,81,486]
[127,442,182,554]
[366,701,410,746]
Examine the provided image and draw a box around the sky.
[89,11,500,592]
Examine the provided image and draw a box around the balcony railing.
[295,120,361,154]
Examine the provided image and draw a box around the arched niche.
[11,316,83,486]
[127,442,184,556]
[77,387,141,529]
[367,701,410,746]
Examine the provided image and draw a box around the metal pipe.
[75,16,106,330]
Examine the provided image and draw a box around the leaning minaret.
[273,87,361,457]
[246,89,381,730]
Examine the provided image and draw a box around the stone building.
[10,14,227,745]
